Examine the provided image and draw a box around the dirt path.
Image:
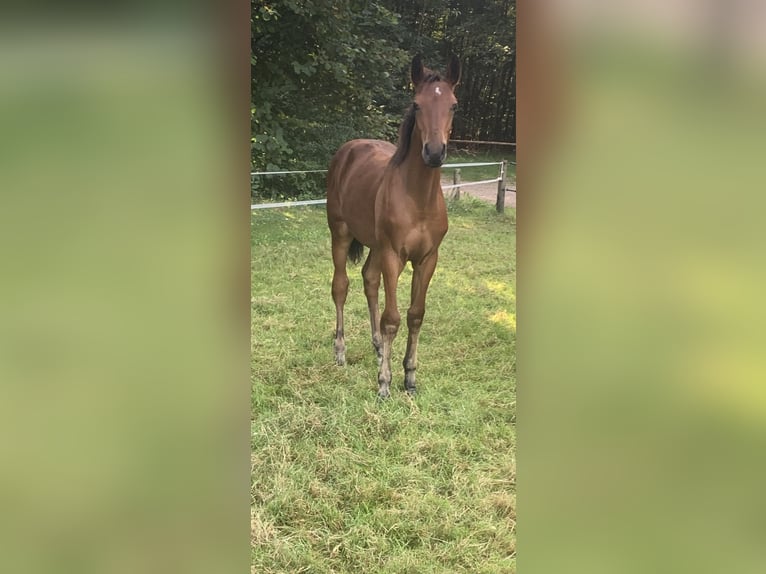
[441,177,516,208]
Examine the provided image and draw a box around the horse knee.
[333,269,348,286]
[381,308,400,335]
[332,273,349,300]
[363,276,380,297]
[407,308,424,330]
[362,267,380,290]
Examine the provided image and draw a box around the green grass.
[252,199,516,573]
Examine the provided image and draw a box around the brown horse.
[326,55,460,398]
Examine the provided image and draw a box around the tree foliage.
[385,0,516,142]
[252,0,515,198]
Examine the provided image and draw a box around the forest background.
[252,0,516,198]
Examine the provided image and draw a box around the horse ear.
[446,54,461,87]
[411,54,424,88]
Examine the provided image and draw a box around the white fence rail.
[251,160,511,213]
[250,199,327,210]
[442,177,501,191]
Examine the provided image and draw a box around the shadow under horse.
[326,54,461,398]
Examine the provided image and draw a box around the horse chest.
[381,215,446,262]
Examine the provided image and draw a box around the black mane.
[390,70,444,167]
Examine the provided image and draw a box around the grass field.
[251,198,516,573]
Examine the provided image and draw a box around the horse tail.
[348,238,364,265]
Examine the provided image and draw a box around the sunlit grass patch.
[490,310,516,332]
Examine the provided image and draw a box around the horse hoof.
[405,386,417,396]
[335,355,345,366]
[377,388,390,399]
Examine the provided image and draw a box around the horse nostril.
[422,143,445,166]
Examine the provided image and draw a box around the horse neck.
[399,126,442,205]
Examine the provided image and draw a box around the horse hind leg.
[362,249,383,366]
[330,229,352,366]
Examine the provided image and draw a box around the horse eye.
[413,103,420,112]
[451,103,458,111]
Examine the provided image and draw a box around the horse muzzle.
[422,142,447,168]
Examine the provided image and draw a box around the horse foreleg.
[403,252,439,394]
[331,233,351,366]
[362,249,383,365]
[378,252,404,398]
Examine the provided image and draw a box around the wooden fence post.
[453,168,461,200]
[496,160,507,213]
